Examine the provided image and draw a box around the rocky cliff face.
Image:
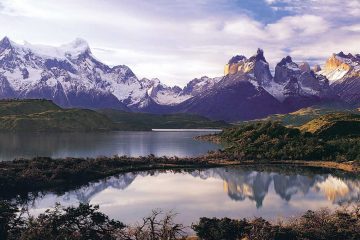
[224,49,272,86]
[267,56,337,111]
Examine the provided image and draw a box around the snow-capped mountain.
[172,49,284,121]
[181,76,223,97]
[319,52,360,106]
[0,36,188,111]
[0,36,353,122]
[171,49,337,121]
[140,78,191,106]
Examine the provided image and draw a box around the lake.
[0,131,221,161]
[20,166,360,231]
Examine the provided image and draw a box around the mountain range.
[0,36,359,122]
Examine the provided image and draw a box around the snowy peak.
[319,52,360,83]
[1,37,91,61]
[272,56,334,99]
[318,51,360,106]
[182,76,222,96]
[140,77,190,106]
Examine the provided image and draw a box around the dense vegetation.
[218,115,360,161]
[0,99,116,132]
[98,109,229,131]
[1,202,359,240]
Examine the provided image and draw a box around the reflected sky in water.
[21,167,360,228]
[0,131,220,161]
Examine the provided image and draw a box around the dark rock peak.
[228,55,246,65]
[256,48,264,57]
[278,56,293,66]
[0,36,13,51]
[248,48,267,63]
[0,36,11,46]
[336,51,354,59]
[172,85,182,93]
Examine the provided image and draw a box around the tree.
[20,203,125,240]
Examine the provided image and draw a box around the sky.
[0,0,359,87]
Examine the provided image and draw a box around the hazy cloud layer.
[0,0,359,86]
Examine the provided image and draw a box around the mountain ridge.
[0,36,358,122]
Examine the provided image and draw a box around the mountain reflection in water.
[21,167,360,226]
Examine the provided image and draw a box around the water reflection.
[19,167,360,226]
[0,131,220,161]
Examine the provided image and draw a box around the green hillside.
[258,104,359,127]
[98,109,229,131]
[0,99,116,132]
[0,99,61,115]
[300,113,360,138]
[0,99,228,132]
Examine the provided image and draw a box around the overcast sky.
[0,0,359,87]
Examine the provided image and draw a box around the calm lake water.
[20,166,360,230]
[0,131,221,161]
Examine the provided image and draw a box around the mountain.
[0,36,352,122]
[172,49,337,122]
[319,52,360,106]
[181,76,223,96]
[172,50,283,122]
[0,37,190,112]
[0,99,116,132]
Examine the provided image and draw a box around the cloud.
[0,0,359,86]
[265,0,360,19]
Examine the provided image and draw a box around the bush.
[192,207,360,240]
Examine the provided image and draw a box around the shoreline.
[0,155,358,199]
